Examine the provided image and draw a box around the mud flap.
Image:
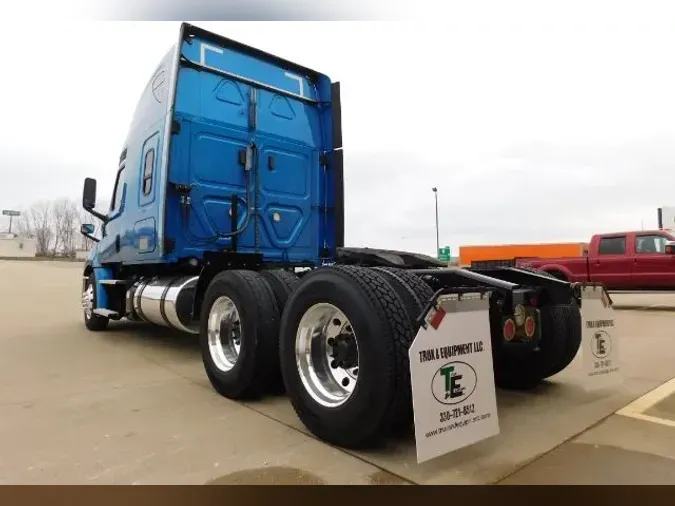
[409,292,500,464]
[579,284,622,390]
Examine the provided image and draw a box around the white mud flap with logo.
[579,284,621,390]
[409,292,500,464]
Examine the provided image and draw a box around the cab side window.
[598,236,626,255]
[636,235,667,254]
[111,164,126,212]
[142,149,155,196]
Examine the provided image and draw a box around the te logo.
[591,330,611,359]
[431,361,477,405]
[441,365,465,400]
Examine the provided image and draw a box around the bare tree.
[14,196,112,257]
[15,211,34,239]
[27,201,54,256]
[53,198,79,257]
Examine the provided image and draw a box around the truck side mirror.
[83,178,97,210]
[81,223,95,235]
[80,223,100,243]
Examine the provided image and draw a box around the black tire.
[199,270,282,400]
[541,303,582,378]
[492,303,582,389]
[511,265,582,377]
[83,272,109,331]
[374,267,434,312]
[279,265,414,449]
[372,267,436,435]
[372,267,424,330]
[260,269,301,312]
[393,269,435,301]
[259,269,301,396]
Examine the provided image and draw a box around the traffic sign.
[438,246,451,262]
[2,210,20,217]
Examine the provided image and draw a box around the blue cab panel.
[90,23,343,268]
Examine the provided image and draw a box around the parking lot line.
[616,377,675,428]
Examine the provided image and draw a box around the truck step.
[99,279,128,286]
[93,309,120,319]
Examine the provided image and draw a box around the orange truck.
[459,242,588,268]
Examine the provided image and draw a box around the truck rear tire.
[511,266,582,377]
[83,273,109,331]
[372,267,425,330]
[260,269,301,313]
[492,303,582,389]
[371,267,434,434]
[540,303,582,378]
[199,270,282,400]
[279,265,414,449]
[259,269,300,395]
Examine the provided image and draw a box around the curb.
[0,256,86,263]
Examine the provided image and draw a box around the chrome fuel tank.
[127,276,200,334]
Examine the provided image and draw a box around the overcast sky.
[2,13,675,256]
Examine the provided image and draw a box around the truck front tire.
[279,265,414,449]
[83,272,109,331]
[199,270,282,400]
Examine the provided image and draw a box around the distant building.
[0,233,37,258]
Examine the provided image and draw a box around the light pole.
[432,187,439,257]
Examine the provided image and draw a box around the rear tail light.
[503,318,516,341]
[524,316,536,338]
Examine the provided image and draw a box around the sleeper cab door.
[134,133,160,257]
[255,88,320,262]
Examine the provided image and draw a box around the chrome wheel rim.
[207,296,242,372]
[295,303,359,408]
[82,284,94,320]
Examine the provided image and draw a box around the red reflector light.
[524,316,535,337]
[503,318,516,341]
[429,307,446,330]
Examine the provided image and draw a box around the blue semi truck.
[79,23,591,450]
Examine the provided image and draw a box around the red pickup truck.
[516,230,675,290]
